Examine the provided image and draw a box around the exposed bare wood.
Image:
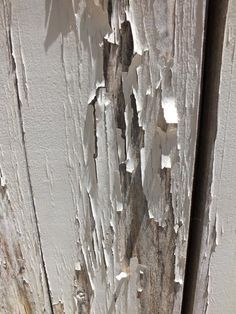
[0,0,207,312]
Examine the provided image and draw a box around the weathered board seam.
[183,0,236,313]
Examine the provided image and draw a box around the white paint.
[1,0,206,312]
[161,154,172,169]
[116,272,128,281]
[193,1,236,313]
[162,97,178,124]
[0,175,6,188]
[0,1,51,311]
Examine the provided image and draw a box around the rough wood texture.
[190,0,236,313]
[0,2,52,312]
[0,0,206,313]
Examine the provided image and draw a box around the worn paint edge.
[181,0,229,312]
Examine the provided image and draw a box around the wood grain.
[0,0,206,312]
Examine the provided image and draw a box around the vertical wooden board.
[10,1,82,311]
[9,0,206,312]
[192,1,236,313]
[0,2,52,312]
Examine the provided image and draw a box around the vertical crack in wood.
[7,12,54,313]
[107,0,112,27]
[89,96,98,182]
[181,0,229,312]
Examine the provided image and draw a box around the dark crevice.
[181,0,229,313]
[107,0,112,27]
[8,24,54,314]
[116,82,126,140]
[89,96,98,182]
[130,93,144,151]
[103,38,112,88]
[120,21,133,72]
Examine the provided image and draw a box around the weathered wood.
[189,0,236,313]
[1,0,206,312]
[0,2,52,312]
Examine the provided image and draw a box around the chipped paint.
[1,0,206,312]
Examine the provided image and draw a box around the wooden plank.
[0,2,52,312]
[190,0,236,312]
[7,0,206,312]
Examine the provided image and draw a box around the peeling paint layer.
[1,0,206,312]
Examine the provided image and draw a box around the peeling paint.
[0,0,206,312]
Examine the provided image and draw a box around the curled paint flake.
[75,262,81,271]
[174,278,183,285]
[162,97,178,123]
[0,175,6,188]
[161,154,171,169]
[116,272,128,281]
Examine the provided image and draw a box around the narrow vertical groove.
[181,0,229,313]
[8,29,54,313]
